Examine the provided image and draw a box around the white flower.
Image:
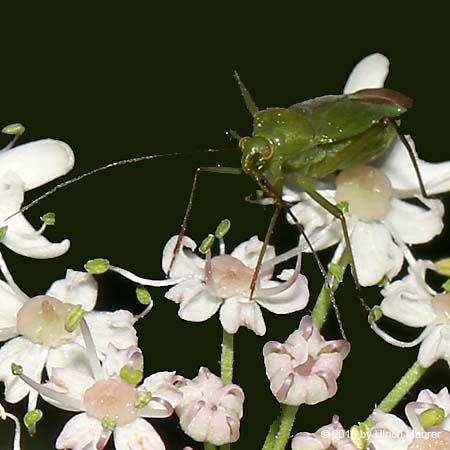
[0,139,75,258]
[284,53,450,286]
[162,234,309,336]
[175,367,244,446]
[0,269,137,411]
[379,260,450,368]
[35,345,181,450]
[292,415,357,450]
[263,316,350,406]
[369,388,450,450]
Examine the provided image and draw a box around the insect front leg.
[296,175,370,314]
[168,166,242,276]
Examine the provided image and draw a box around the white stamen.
[335,165,392,221]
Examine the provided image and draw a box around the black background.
[1,4,449,449]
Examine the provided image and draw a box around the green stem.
[272,405,298,450]
[221,330,234,384]
[311,249,350,329]
[361,361,428,428]
[204,443,216,450]
[261,418,280,450]
[219,445,231,450]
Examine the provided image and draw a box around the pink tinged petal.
[0,337,47,403]
[257,272,309,314]
[140,371,182,412]
[291,432,325,450]
[380,135,450,196]
[46,270,98,311]
[418,325,450,368]
[114,418,165,450]
[0,172,70,258]
[102,345,143,378]
[0,139,75,191]
[219,298,266,335]
[177,289,223,322]
[162,235,204,278]
[416,387,450,416]
[55,413,103,450]
[369,410,413,449]
[385,198,444,244]
[350,221,403,286]
[82,310,137,359]
[343,53,389,94]
[0,280,24,340]
[165,279,205,305]
[230,236,276,278]
[46,343,94,378]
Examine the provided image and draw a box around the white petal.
[178,289,223,322]
[220,298,266,335]
[257,272,309,314]
[384,198,444,244]
[162,235,204,277]
[343,53,389,94]
[418,325,450,368]
[0,337,47,403]
[82,310,137,358]
[46,270,98,311]
[0,139,75,191]
[351,222,403,286]
[369,410,413,450]
[165,278,205,305]
[0,172,70,258]
[114,418,165,450]
[46,343,94,378]
[379,135,450,196]
[0,280,24,340]
[140,371,182,412]
[56,413,103,450]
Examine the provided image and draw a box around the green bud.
[199,234,215,254]
[2,123,25,136]
[84,258,110,274]
[328,262,344,282]
[11,363,23,375]
[24,409,43,435]
[442,279,450,292]
[135,390,152,408]
[436,258,450,277]
[0,226,7,242]
[349,424,368,450]
[101,416,117,431]
[336,201,349,213]
[215,219,231,238]
[120,365,143,385]
[369,305,383,322]
[64,304,84,332]
[419,407,445,427]
[136,285,152,305]
[40,212,55,226]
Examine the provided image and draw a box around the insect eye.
[239,136,274,161]
[262,139,274,160]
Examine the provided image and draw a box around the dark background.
[1,4,449,449]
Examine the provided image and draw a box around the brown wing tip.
[350,88,413,109]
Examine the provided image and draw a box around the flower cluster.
[1,53,450,450]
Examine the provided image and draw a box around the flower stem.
[204,443,216,450]
[361,361,428,428]
[261,418,280,450]
[221,330,234,384]
[272,405,298,450]
[220,445,230,450]
[311,249,350,329]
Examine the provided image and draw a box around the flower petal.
[0,280,24,340]
[56,413,103,450]
[114,418,165,450]
[219,298,266,335]
[82,310,137,358]
[162,235,204,278]
[46,343,94,378]
[0,139,74,191]
[343,53,389,94]
[178,289,223,322]
[140,371,182,415]
[384,198,444,244]
[46,270,98,311]
[351,221,403,286]
[0,337,47,403]
[418,325,450,368]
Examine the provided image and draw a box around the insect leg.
[168,166,242,276]
[386,118,430,198]
[296,175,370,314]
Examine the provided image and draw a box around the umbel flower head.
[263,315,350,406]
[0,268,137,412]
[284,53,450,286]
[175,367,244,446]
[0,138,74,258]
[162,233,309,335]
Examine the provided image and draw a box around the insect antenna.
[5,148,234,223]
[234,72,259,116]
[386,118,430,198]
